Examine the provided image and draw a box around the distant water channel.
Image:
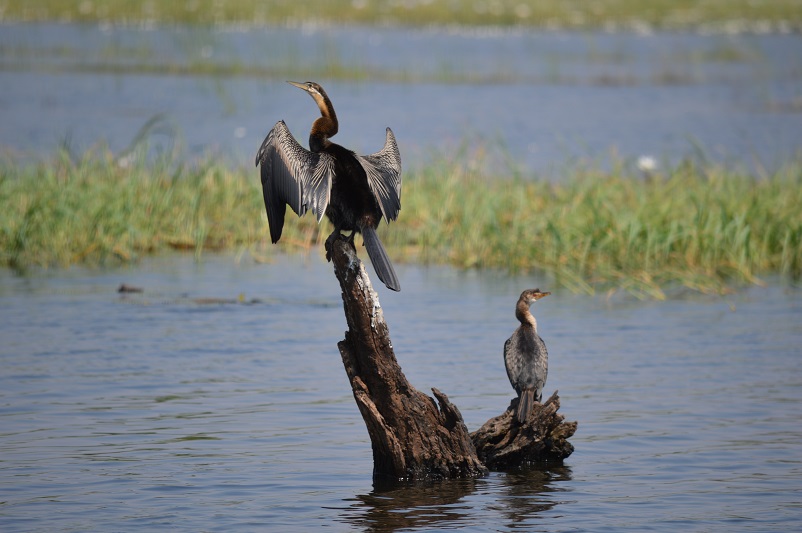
[1,254,801,531]
[0,23,801,173]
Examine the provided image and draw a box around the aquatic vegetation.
[0,148,264,268]
[2,0,800,32]
[388,152,802,297]
[1,147,800,297]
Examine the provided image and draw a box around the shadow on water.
[496,465,573,523]
[340,465,572,532]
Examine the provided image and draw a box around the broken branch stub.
[471,391,577,470]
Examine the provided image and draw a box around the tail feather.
[362,226,400,292]
[516,389,534,424]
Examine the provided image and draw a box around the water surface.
[1,254,800,531]
[1,23,800,173]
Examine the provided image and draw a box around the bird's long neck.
[515,300,537,331]
[308,92,338,153]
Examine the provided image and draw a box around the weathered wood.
[328,233,575,479]
[330,234,487,481]
[471,391,577,469]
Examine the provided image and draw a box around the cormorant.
[504,288,550,424]
[255,81,402,291]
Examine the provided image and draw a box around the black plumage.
[504,288,550,424]
[255,81,402,291]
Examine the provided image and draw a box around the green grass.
[390,154,802,297]
[2,0,800,31]
[0,148,264,267]
[1,148,800,298]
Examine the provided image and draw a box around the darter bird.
[255,81,402,291]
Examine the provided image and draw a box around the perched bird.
[255,81,402,291]
[504,288,551,424]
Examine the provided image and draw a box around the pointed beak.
[287,80,307,91]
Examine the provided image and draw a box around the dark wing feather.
[503,336,517,393]
[255,120,335,242]
[355,127,402,223]
[304,152,336,223]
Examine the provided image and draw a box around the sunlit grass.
[0,148,264,268]
[2,147,800,298]
[2,0,800,32]
[383,152,802,298]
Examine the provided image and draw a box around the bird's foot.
[325,230,348,262]
[324,231,337,262]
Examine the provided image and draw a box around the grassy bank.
[1,149,800,298]
[3,0,800,32]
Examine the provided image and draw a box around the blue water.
[1,23,800,173]
[1,254,800,531]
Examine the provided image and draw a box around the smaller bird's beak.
[535,290,551,300]
[287,80,307,91]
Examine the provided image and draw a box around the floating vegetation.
[1,147,800,298]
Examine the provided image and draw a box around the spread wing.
[355,127,402,223]
[255,120,335,243]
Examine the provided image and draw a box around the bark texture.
[330,235,486,481]
[471,391,577,470]
[328,235,576,480]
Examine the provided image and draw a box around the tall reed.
[388,156,802,297]
[1,149,800,297]
[0,149,263,268]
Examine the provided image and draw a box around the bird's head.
[287,81,335,121]
[288,80,329,101]
[521,288,551,305]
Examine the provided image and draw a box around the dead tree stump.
[471,391,577,469]
[330,235,486,481]
[328,235,576,480]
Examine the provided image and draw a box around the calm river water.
[1,23,801,173]
[1,254,801,531]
